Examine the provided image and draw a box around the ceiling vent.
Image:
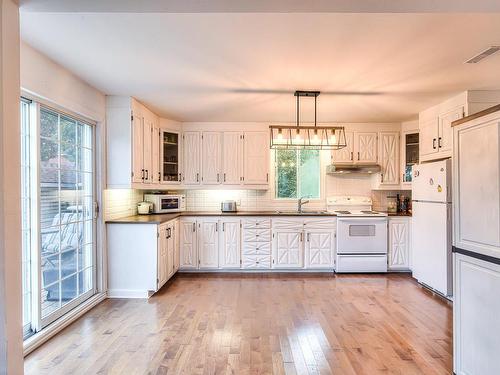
[465,46,500,64]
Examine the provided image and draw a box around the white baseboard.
[107,289,152,299]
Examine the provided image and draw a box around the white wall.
[20,41,105,122]
[0,0,23,374]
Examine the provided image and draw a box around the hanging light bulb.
[330,129,337,145]
[277,128,283,141]
[312,129,320,145]
[294,129,301,143]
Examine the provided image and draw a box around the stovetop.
[332,210,387,217]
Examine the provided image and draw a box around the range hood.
[326,164,381,175]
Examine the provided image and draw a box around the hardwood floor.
[25,273,452,375]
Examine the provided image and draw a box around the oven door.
[337,217,388,254]
[159,196,181,211]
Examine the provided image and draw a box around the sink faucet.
[297,196,310,213]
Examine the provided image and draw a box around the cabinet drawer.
[242,218,271,229]
[242,241,271,255]
[242,255,271,269]
[243,228,271,242]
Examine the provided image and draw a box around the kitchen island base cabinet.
[107,219,179,298]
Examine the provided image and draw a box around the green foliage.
[275,149,320,199]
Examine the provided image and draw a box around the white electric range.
[327,196,388,273]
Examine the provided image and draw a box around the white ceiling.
[20,12,500,122]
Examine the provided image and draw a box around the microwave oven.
[144,194,186,214]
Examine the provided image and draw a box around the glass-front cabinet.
[160,130,182,184]
[402,132,419,185]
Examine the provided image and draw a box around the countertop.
[106,210,412,224]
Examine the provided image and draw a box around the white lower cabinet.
[241,217,272,269]
[219,219,241,268]
[305,230,335,269]
[107,218,180,298]
[388,217,411,271]
[198,218,219,268]
[179,219,198,269]
[273,231,303,268]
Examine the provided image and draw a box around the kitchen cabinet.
[331,131,354,163]
[305,230,335,269]
[355,132,378,163]
[401,130,419,187]
[106,96,162,189]
[273,231,303,268]
[107,218,179,298]
[388,217,411,271]
[201,132,222,184]
[182,131,201,185]
[331,132,377,164]
[241,217,272,269]
[160,129,182,184]
[243,132,269,184]
[419,105,464,162]
[173,219,180,273]
[379,132,400,185]
[222,132,242,185]
[198,218,219,268]
[179,219,198,269]
[219,219,241,268]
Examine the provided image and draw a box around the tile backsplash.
[104,175,411,219]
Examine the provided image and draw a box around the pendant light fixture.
[269,90,348,150]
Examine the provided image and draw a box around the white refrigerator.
[411,158,452,297]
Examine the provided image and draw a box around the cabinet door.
[273,231,303,268]
[160,130,181,184]
[131,113,144,183]
[439,106,463,154]
[355,132,378,163]
[173,219,180,272]
[419,118,439,159]
[305,230,335,269]
[198,220,219,268]
[331,132,354,163]
[243,132,269,184]
[142,116,153,184]
[180,220,198,269]
[182,132,201,185]
[157,225,168,288]
[220,220,241,268]
[222,132,242,185]
[388,219,410,270]
[201,132,221,184]
[151,120,161,183]
[379,132,400,185]
[167,225,175,277]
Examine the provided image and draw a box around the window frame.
[273,148,323,200]
[21,96,99,337]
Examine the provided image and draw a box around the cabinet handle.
[158,172,161,182]
[141,169,145,180]
[178,173,181,181]
[381,173,384,183]
[217,173,220,183]
[307,233,310,242]
[300,232,303,242]
[216,223,218,232]
[145,169,149,180]
[223,173,226,182]
[222,222,225,231]
[357,152,360,160]
[266,173,269,182]
[192,222,196,232]
[196,173,199,182]
[350,152,353,161]
[432,138,437,149]
[438,137,442,148]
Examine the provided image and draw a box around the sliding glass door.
[22,99,98,335]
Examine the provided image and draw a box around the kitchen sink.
[274,210,330,215]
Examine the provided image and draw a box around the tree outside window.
[275,149,320,199]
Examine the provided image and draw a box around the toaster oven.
[144,194,186,213]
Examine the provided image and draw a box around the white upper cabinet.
[131,111,144,184]
[160,130,182,184]
[182,131,201,185]
[355,132,378,163]
[222,132,242,185]
[219,219,241,268]
[419,118,439,159]
[243,132,269,184]
[201,132,222,184]
[142,114,153,184]
[379,132,400,185]
[198,219,219,268]
[331,131,354,163]
[438,106,463,154]
[179,219,198,269]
